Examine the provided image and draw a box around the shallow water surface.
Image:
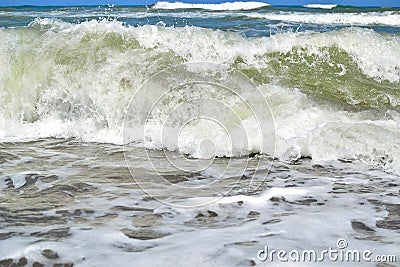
[1,140,399,266]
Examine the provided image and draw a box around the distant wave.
[304,4,338,9]
[246,11,400,27]
[153,1,270,11]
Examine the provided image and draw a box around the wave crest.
[304,4,338,9]
[153,1,270,10]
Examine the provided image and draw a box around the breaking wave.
[153,1,270,10]
[303,4,338,9]
[0,19,399,173]
[245,10,400,27]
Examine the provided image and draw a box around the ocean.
[0,2,399,266]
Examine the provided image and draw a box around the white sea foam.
[153,1,270,10]
[304,3,338,9]
[245,11,400,27]
[216,187,307,205]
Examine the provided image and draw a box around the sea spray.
[0,19,399,173]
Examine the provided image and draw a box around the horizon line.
[0,3,398,8]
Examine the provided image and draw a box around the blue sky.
[0,0,399,7]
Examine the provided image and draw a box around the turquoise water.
[1,4,399,35]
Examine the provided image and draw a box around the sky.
[0,0,399,7]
